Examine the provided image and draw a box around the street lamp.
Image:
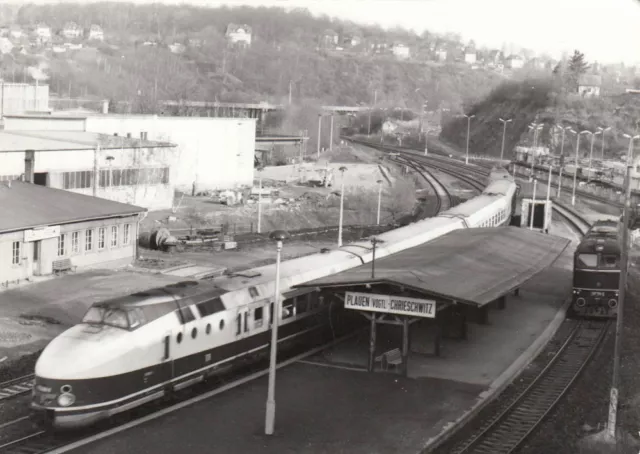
[529,177,537,230]
[499,117,512,161]
[570,130,591,206]
[587,130,598,182]
[607,133,638,441]
[597,126,611,161]
[316,114,323,159]
[546,163,552,203]
[376,179,383,225]
[528,123,543,180]
[367,89,377,136]
[556,125,573,165]
[256,166,264,234]
[463,114,475,165]
[265,229,290,436]
[338,166,348,247]
[329,114,335,151]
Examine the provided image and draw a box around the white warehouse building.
[0,130,177,211]
[3,114,257,193]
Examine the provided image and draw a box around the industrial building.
[0,82,50,115]
[3,114,257,193]
[0,180,145,286]
[0,130,177,210]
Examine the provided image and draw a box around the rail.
[442,320,609,454]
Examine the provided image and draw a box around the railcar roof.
[94,281,227,309]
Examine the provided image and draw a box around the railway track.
[0,376,34,402]
[433,319,609,454]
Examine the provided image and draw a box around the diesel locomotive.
[570,220,621,318]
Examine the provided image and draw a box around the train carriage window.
[577,253,598,267]
[296,296,309,315]
[254,307,264,328]
[282,300,295,319]
[191,327,198,339]
[196,297,224,318]
[206,323,211,334]
[236,314,241,335]
[219,319,225,331]
[177,306,195,324]
[602,255,619,268]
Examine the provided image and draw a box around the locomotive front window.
[602,255,618,268]
[577,253,598,268]
[82,306,133,330]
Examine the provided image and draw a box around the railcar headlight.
[608,299,618,309]
[576,298,586,307]
[57,392,75,407]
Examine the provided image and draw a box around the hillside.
[2,2,506,113]
[440,78,640,161]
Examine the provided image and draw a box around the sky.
[20,0,640,64]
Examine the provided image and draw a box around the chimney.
[24,150,35,184]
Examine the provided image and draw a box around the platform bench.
[375,348,403,371]
[52,258,76,274]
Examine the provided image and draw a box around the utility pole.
[329,114,334,151]
[499,118,512,161]
[607,133,638,441]
[316,114,322,159]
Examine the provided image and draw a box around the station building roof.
[0,130,175,152]
[0,180,146,233]
[295,227,570,307]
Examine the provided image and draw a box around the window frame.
[57,234,66,257]
[71,231,80,254]
[98,227,106,250]
[11,241,20,265]
[85,229,94,251]
[110,225,118,248]
[123,224,131,245]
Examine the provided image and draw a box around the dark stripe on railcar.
[573,270,620,290]
[34,315,328,410]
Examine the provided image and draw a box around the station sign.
[24,226,60,242]
[344,291,436,318]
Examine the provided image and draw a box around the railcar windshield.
[82,306,132,330]
[576,253,598,268]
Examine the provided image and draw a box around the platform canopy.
[295,227,570,307]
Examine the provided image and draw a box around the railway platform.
[66,225,577,454]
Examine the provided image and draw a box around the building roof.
[0,130,175,152]
[295,227,570,307]
[579,74,602,87]
[0,180,146,233]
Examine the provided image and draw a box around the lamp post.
[587,130,597,182]
[528,123,543,180]
[265,229,290,436]
[371,237,381,279]
[329,114,334,151]
[338,166,348,247]
[367,89,377,136]
[546,164,552,203]
[571,130,591,206]
[607,133,638,441]
[463,114,475,165]
[597,126,611,161]
[316,114,322,159]
[376,179,383,225]
[529,177,537,230]
[499,117,512,161]
[556,125,572,166]
[257,167,264,234]
[557,165,563,197]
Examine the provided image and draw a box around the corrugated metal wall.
[0,83,49,115]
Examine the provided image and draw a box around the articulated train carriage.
[32,166,519,430]
[569,220,621,319]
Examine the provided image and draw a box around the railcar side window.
[177,306,195,324]
[254,307,264,328]
[196,298,224,317]
[236,314,241,335]
[577,253,598,267]
[296,296,309,315]
[282,300,295,319]
[602,255,618,268]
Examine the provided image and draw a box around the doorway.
[32,241,40,275]
[33,173,48,186]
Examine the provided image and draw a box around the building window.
[57,234,65,257]
[111,225,118,247]
[98,167,170,188]
[123,224,131,245]
[62,170,94,189]
[11,242,20,265]
[71,231,80,254]
[98,228,106,250]
[85,229,94,251]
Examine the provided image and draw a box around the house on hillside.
[392,43,410,60]
[188,38,203,48]
[225,23,252,47]
[435,47,447,62]
[62,22,82,39]
[0,37,13,55]
[370,41,389,55]
[34,22,51,44]
[320,29,339,47]
[341,33,362,48]
[88,24,104,41]
[168,42,185,54]
[578,74,602,97]
[8,25,22,40]
[464,47,477,64]
[487,49,502,65]
[506,55,524,69]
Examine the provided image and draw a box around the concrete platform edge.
[420,297,571,453]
